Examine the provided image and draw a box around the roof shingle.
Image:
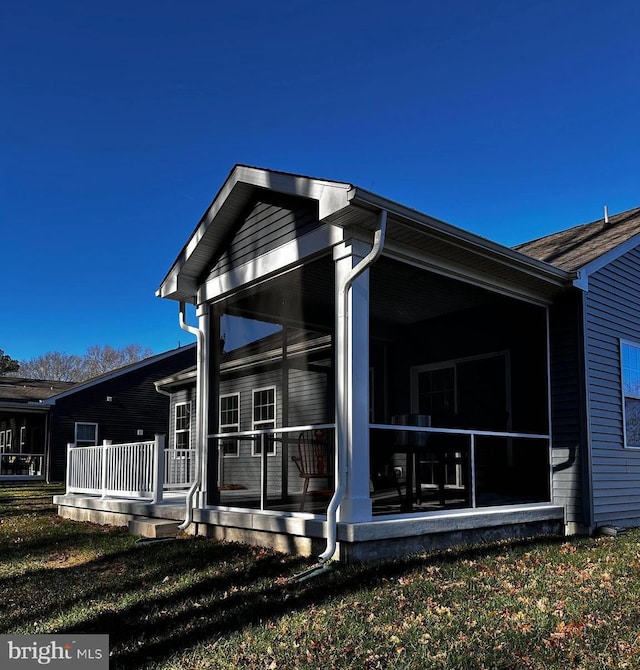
[515,206,640,272]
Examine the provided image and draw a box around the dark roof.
[0,377,75,402]
[515,206,640,272]
[46,344,196,402]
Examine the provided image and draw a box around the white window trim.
[19,426,26,450]
[252,386,277,456]
[220,392,240,458]
[174,402,192,450]
[0,431,5,450]
[621,339,640,449]
[74,422,98,447]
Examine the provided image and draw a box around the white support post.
[260,433,268,510]
[152,434,166,504]
[470,434,476,508]
[334,238,373,522]
[197,303,211,509]
[100,439,112,499]
[65,443,74,495]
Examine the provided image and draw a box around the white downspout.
[318,210,387,563]
[178,302,204,530]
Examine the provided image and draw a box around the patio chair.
[292,430,334,512]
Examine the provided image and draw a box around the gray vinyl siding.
[287,367,331,426]
[218,369,283,494]
[207,195,319,280]
[548,293,586,526]
[217,364,330,494]
[585,246,640,527]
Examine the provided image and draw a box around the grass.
[2,485,640,669]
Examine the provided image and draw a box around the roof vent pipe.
[604,205,609,226]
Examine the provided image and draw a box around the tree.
[0,349,20,374]
[81,344,153,379]
[16,344,154,382]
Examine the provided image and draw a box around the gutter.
[348,187,573,287]
[318,209,387,564]
[178,302,204,530]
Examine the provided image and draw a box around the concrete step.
[128,517,180,538]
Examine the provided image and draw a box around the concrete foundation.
[54,493,565,563]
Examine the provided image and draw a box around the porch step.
[128,517,180,539]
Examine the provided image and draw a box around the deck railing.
[66,435,195,503]
[371,423,552,510]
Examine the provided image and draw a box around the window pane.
[76,424,97,442]
[622,343,640,397]
[176,404,191,430]
[176,431,190,449]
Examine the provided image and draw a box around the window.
[0,431,4,450]
[414,366,456,417]
[19,426,26,451]
[175,402,191,450]
[622,341,640,447]
[5,429,12,450]
[252,387,276,456]
[220,393,240,457]
[75,423,98,447]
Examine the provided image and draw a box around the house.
[0,377,74,479]
[0,345,196,483]
[54,164,640,562]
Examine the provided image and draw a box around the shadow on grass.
[48,535,571,669]
[1,483,583,670]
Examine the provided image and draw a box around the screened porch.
[204,251,553,518]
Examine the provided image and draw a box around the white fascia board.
[197,223,344,304]
[233,165,352,219]
[572,230,640,291]
[156,271,198,302]
[384,241,556,307]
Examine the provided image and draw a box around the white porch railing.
[66,434,195,503]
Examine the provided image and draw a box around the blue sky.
[2,0,640,362]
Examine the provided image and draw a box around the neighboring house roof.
[515,206,640,274]
[0,377,75,403]
[43,344,196,404]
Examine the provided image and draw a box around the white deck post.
[100,440,112,499]
[334,238,373,522]
[65,443,74,494]
[152,434,166,504]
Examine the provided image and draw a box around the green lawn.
[2,483,640,669]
